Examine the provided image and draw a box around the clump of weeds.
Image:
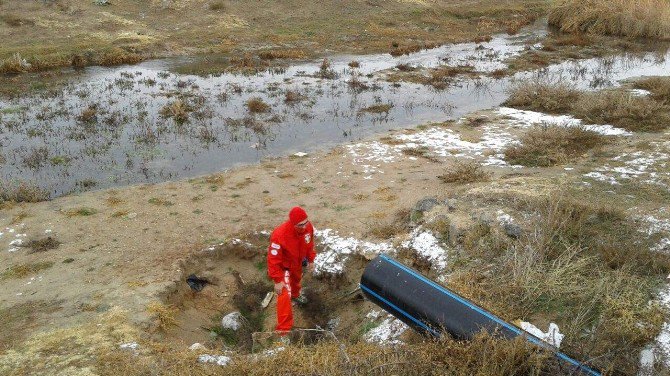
[439,161,491,183]
[246,97,271,113]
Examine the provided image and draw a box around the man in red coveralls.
[267,206,316,334]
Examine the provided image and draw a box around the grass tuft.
[548,0,670,39]
[439,161,491,183]
[503,125,605,167]
[1,262,54,280]
[246,97,270,113]
[0,181,49,204]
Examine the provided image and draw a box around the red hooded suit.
[267,207,316,333]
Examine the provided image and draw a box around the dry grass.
[0,181,49,204]
[65,207,98,217]
[92,333,560,376]
[1,261,54,281]
[572,91,670,132]
[24,237,61,254]
[208,1,225,11]
[365,208,411,239]
[358,103,393,114]
[505,80,582,114]
[146,302,178,331]
[506,80,670,132]
[549,0,670,39]
[633,76,670,104]
[449,194,670,374]
[284,90,305,103]
[246,97,271,113]
[503,125,605,167]
[160,100,191,124]
[0,53,30,74]
[439,161,491,183]
[257,49,306,60]
[1,14,34,27]
[389,42,440,57]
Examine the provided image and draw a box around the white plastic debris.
[198,354,231,366]
[520,322,564,348]
[261,292,274,309]
[221,311,243,331]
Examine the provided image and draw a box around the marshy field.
[2,0,670,375]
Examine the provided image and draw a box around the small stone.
[93,0,111,5]
[503,223,522,239]
[189,343,207,351]
[414,197,439,213]
[221,311,243,330]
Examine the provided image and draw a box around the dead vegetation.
[358,103,393,115]
[160,100,192,124]
[548,0,670,39]
[505,80,581,114]
[503,125,605,167]
[506,79,670,132]
[439,161,491,184]
[0,181,49,204]
[23,237,60,254]
[146,302,178,331]
[91,333,565,376]
[389,42,440,57]
[448,193,670,374]
[257,49,306,60]
[246,97,271,113]
[633,76,670,104]
[1,261,54,281]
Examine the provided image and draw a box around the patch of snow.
[221,311,243,331]
[642,286,670,369]
[366,310,382,320]
[119,342,139,350]
[198,354,231,366]
[314,229,391,277]
[583,172,619,185]
[293,152,308,157]
[263,347,285,357]
[520,322,564,348]
[401,229,449,271]
[364,317,409,345]
[496,210,514,224]
[630,88,652,96]
[498,107,632,136]
[640,215,670,252]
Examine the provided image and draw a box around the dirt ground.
[0,0,546,71]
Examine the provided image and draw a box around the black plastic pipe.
[360,254,601,376]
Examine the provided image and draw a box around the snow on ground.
[315,228,450,276]
[584,147,670,188]
[313,229,391,277]
[497,107,632,136]
[630,89,652,97]
[519,322,564,348]
[641,286,670,371]
[198,354,232,366]
[346,107,635,175]
[401,229,449,271]
[4,225,27,252]
[640,214,670,252]
[364,316,409,345]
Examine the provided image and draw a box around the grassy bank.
[0,0,546,74]
[549,0,670,39]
